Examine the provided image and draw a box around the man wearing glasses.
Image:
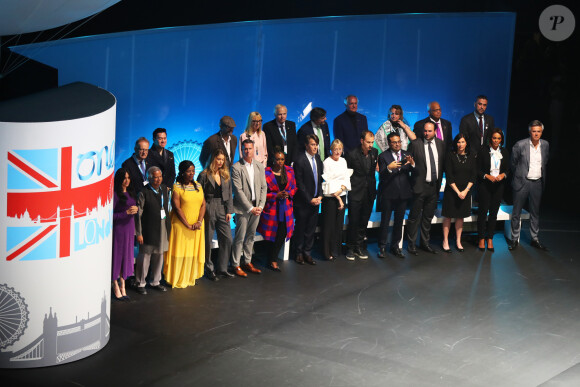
[199,116,238,168]
[122,137,151,193]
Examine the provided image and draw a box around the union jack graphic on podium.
[6,147,113,261]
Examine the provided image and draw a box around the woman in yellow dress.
[164,160,206,288]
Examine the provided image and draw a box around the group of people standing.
[111,95,550,299]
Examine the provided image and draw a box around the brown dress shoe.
[234,266,247,277]
[304,255,316,265]
[295,254,305,265]
[242,263,261,274]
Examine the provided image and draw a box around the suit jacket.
[409,137,445,194]
[231,158,267,214]
[413,117,453,151]
[199,132,238,168]
[197,170,234,214]
[345,146,378,202]
[477,146,510,182]
[333,111,368,154]
[511,138,549,191]
[293,152,323,210]
[377,149,413,210]
[121,156,150,193]
[263,119,298,166]
[297,120,331,159]
[459,112,495,152]
[147,145,176,187]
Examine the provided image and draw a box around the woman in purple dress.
[112,168,138,301]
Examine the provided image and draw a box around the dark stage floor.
[2,210,580,386]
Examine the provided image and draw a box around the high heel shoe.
[442,245,452,253]
[478,239,486,252]
[487,239,494,252]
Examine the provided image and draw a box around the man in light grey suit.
[231,139,268,276]
[509,120,549,251]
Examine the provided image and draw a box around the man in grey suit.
[509,120,550,251]
[231,139,268,277]
[406,121,445,255]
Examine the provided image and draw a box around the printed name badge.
[161,209,166,219]
[143,181,149,186]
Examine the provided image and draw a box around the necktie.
[428,141,437,183]
[478,115,484,139]
[397,152,401,162]
[316,126,325,160]
[140,160,146,179]
[436,122,443,140]
[312,155,318,197]
[280,124,286,138]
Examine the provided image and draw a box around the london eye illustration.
[168,139,204,174]
[0,283,29,350]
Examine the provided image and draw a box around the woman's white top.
[322,156,352,197]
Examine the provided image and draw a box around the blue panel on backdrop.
[10,13,515,169]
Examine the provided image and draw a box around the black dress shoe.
[295,253,305,265]
[390,247,405,259]
[531,239,549,251]
[218,271,235,278]
[135,287,147,295]
[150,284,167,292]
[304,255,316,265]
[508,240,519,251]
[407,245,418,255]
[378,247,387,258]
[268,264,282,272]
[206,272,219,282]
[420,244,438,254]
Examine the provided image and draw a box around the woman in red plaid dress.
[257,148,297,271]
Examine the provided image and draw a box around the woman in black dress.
[442,133,476,252]
[477,128,509,252]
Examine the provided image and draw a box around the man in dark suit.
[459,95,495,152]
[292,133,323,265]
[413,101,453,151]
[333,95,368,154]
[263,104,298,166]
[297,107,331,160]
[345,130,378,260]
[199,116,237,168]
[377,132,414,259]
[406,121,445,255]
[121,137,151,193]
[509,120,550,251]
[147,128,176,187]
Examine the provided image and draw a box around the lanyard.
[149,185,164,207]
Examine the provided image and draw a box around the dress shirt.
[527,140,542,180]
[489,147,502,177]
[243,160,256,202]
[424,138,439,183]
[133,155,147,180]
[240,130,268,167]
[222,135,232,161]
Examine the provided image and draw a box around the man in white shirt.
[509,120,550,251]
[231,139,268,276]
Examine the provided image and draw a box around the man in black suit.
[406,121,445,255]
[297,107,331,160]
[377,132,414,259]
[333,95,368,154]
[413,101,453,151]
[147,128,176,187]
[199,116,238,168]
[292,134,323,265]
[345,130,378,260]
[121,137,151,193]
[459,95,495,152]
[263,104,298,166]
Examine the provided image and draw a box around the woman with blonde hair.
[197,149,234,280]
[239,111,268,167]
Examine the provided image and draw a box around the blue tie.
[312,155,318,197]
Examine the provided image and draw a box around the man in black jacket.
[147,128,176,187]
[263,104,298,166]
[345,130,378,260]
[413,101,453,151]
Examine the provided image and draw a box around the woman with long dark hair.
[477,128,510,252]
[112,168,138,301]
[197,149,234,280]
[441,133,476,252]
[164,160,206,287]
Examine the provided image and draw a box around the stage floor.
[2,209,580,386]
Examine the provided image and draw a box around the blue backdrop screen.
[12,13,515,171]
